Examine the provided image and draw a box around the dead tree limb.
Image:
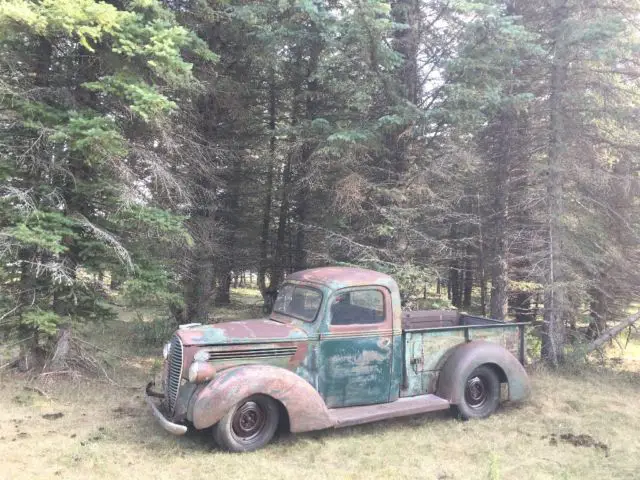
[580,311,640,356]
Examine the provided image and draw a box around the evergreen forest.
[1,0,639,369]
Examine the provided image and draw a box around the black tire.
[455,365,500,420]
[213,395,279,452]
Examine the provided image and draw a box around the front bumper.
[145,382,188,436]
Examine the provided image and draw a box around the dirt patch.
[113,405,138,417]
[42,412,64,420]
[544,433,610,456]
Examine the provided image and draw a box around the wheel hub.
[465,375,488,408]
[232,401,266,441]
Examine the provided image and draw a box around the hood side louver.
[207,346,297,361]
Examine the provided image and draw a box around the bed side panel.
[401,324,521,397]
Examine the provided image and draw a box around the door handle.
[378,338,390,348]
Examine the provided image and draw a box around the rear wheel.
[455,365,500,420]
[213,395,279,452]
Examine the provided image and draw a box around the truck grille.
[166,335,183,413]
[206,346,297,361]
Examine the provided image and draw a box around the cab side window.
[331,289,385,325]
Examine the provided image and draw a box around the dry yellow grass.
[2,364,639,479]
[2,304,640,480]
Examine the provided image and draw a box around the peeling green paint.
[389,335,403,402]
[152,266,529,439]
[318,335,392,408]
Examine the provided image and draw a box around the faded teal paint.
[295,339,320,389]
[402,333,423,397]
[318,335,392,407]
[400,325,525,398]
[420,330,467,370]
[315,283,395,407]
[403,329,468,397]
[388,334,403,402]
[155,267,530,438]
[468,325,519,357]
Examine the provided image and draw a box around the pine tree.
[0,0,213,368]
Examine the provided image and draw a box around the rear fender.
[190,364,335,433]
[436,341,530,404]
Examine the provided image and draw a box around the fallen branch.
[0,360,16,370]
[24,385,50,399]
[580,311,640,357]
[39,370,73,377]
[72,337,129,361]
[0,305,19,324]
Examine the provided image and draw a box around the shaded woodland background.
[1,0,639,369]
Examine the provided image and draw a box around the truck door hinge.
[410,357,423,373]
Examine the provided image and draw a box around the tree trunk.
[48,327,72,372]
[478,200,488,317]
[214,151,243,306]
[273,46,303,286]
[184,258,215,322]
[391,0,420,105]
[487,109,513,321]
[292,19,322,273]
[450,260,462,308]
[511,291,533,323]
[480,275,487,317]
[257,71,277,298]
[588,287,607,338]
[214,272,232,306]
[273,155,291,288]
[489,254,509,320]
[463,256,473,308]
[17,247,40,371]
[542,0,569,366]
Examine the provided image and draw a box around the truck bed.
[402,309,512,330]
[399,310,527,398]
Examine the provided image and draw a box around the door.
[318,287,393,408]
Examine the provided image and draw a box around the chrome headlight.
[188,362,200,383]
[162,342,171,359]
[188,361,216,383]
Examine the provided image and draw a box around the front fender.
[190,364,335,433]
[436,341,530,404]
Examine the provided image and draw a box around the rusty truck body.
[146,266,530,452]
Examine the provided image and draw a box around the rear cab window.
[330,289,385,325]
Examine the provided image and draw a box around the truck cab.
[146,267,530,452]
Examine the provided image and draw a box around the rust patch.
[287,266,394,289]
[177,319,307,346]
[191,364,334,433]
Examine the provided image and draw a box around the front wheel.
[213,395,279,452]
[455,365,500,420]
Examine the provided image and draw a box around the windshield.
[272,284,322,322]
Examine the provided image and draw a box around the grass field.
[1,292,639,480]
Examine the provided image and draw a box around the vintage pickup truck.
[146,267,530,452]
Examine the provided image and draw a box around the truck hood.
[175,318,307,346]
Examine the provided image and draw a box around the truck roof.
[286,266,398,291]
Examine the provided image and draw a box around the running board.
[329,394,450,428]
